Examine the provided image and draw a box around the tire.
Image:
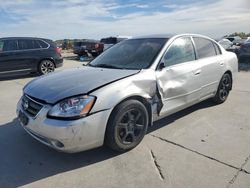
[38,60,55,75]
[105,100,149,152]
[213,73,232,104]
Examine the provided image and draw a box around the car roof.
[132,34,176,39]
[131,33,215,40]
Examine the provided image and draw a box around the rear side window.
[2,40,18,51]
[162,37,195,67]
[37,40,49,48]
[193,37,217,59]
[18,40,33,50]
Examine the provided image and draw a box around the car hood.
[24,66,139,104]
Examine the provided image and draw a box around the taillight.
[95,43,99,49]
[56,47,62,56]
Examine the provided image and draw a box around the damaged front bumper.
[16,99,112,153]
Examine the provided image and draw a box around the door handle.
[219,62,224,66]
[194,69,201,75]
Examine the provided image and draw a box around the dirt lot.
[0,54,249,188]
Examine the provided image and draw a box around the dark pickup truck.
[73,40,104,57]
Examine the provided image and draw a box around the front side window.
[2,40,18,52]
[193,37,217,59]
[162,37,195,67]
[0,41,3,52]
[89,38,167,70]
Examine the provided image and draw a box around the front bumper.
[16,98,112,153]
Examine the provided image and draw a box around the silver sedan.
[16,34,238,153]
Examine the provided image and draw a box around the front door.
[155,37,202,116]
[0,39,29,75]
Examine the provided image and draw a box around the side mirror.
[158,62,165,71]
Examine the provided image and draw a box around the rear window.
[100,37,117,44]
[193,37,217,59]
[74,42,83,47]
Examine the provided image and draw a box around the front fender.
[90,69,158,114]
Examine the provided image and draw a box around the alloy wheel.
[116,108,146,145]
[40,60,55,74]
[219,74,231,100]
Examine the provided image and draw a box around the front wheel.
[105,100,149,152]
[38,60,55,75]
[213,73,232,104]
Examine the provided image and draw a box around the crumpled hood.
[24,66,139,104]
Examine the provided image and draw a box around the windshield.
[89,38,167,70]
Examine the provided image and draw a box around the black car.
[238,42,250,63]
[0,37,63,76]
[73,40,104,57]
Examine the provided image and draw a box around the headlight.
[48,95,96,119]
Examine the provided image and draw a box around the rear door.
[17,39,40,70]
[156,36,202,116]
[192,37,224,99]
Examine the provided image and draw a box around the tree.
[225,32,250,38]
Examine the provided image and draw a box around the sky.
[0,0,249,40]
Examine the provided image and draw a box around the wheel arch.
[106,95,153,130]
[224,70,233,90]
[38,58,55,69]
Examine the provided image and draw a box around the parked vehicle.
[225,36,242,44]
[73,40,104,57]
[244,37,250,43]
[218,39,233,49]
[0,37,63,76]
[238,42,250,63]
[17,34,237,153]
[218,39,239,54]
[100,36,131,51]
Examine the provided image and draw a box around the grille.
[21,95,44,117]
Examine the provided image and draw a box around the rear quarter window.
[37,40,49,48]
[33,40,42,49]
[193,37,217,59]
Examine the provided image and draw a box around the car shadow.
[148,99,216,133]
[0,99,216,187]
[0,118,119,187]
[63,55,79,60]
[0,73,38,81]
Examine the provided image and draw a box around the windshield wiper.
[89,64,122,69]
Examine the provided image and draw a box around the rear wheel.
[105,100,148,152]
[213,73,232,104]
[38,60,55,75]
